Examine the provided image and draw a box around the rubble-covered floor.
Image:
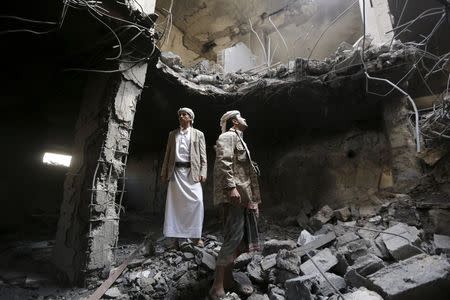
[1,184,449,300]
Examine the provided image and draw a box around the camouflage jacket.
[213,129,261,207]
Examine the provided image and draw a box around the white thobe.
[163,127,204,238]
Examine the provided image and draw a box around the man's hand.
[200,176,206,183]
[254,206,260,218]
[228,187,241,205]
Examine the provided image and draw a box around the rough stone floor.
[1,190,450,300]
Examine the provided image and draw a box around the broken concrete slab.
[309,205,334,230]
[292,232,336,257]
[300,248,338,275]
[276,250,300,275]
[336,232,360,247]
[381,223,422,260]
[348,253,385,276]
[367,254,450,299]
[263,239,297,255]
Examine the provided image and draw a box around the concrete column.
[53,62,148,285]
[382,97,421,192]
[359,0,394,45]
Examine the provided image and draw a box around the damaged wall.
[121,65,408,222]
[156,0,363,65]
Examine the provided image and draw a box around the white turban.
[178,107,195,123]
[220,110,241,133]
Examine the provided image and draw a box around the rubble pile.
[1,193,449,299]
[156,40,416,97]
[87,194,449,300]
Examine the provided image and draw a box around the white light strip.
[43,152,72,167]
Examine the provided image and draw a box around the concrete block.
[381,223,422,261]
[232,272,254,296]
[334,207,352,221]
[276,250,300,275]
[247,255,264,283]
[285,275,317,300]
[300,248,338,275]
[200,250,216,271]
[309,205,334,230]
[261,254,277,271]
[336,232,360,247]
[367,254,450,299]
[234,252,253,269]
[434,234,450,255]
[348,253,385,276]
[263,239,296,255]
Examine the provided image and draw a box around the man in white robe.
[160,108,207,247]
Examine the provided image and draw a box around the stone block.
[232,272,254,296]
[234,252,253,269]
[434,234,450,254]
[263,239,297,256]
[309,205,334,230]
[285,275,317,300]
[334,207,352,221]
[336,232,360,247]
[300,248,338,275]
[348,253,385,276]
[200,250,216,271]
[381,223,422,261]
[338,239,369,263]
[261,254,277,271]
[276,250,300,275]
[247,255,264,283]
[367,254,450,299]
